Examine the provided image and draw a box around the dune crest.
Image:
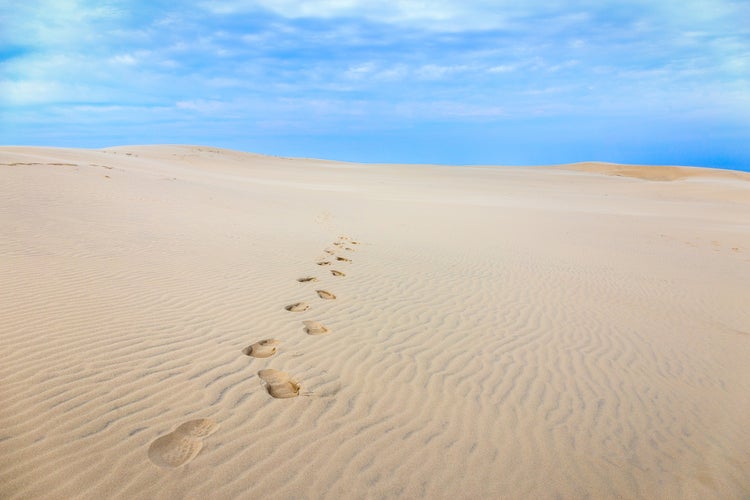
[561,161,750,181]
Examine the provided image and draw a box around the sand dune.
[561,161,750,182]
[1,145,749,498]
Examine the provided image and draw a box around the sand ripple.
[1,146,749,499]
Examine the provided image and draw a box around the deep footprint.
[258,369,301,399]
[330,269,345,277]
[303,320,330,335]
[336,257,351,262]
[316,290,336,300]
[297,276,318,282]
[148,418,219,468]
[317,261,332,266]
[285,302,310,312]
[243,339,281,358]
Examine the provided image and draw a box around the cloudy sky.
[2,0,749,168]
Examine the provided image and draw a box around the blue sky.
[2,1,749,169]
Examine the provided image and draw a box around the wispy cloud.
[1,0,749,167]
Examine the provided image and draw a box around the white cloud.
[3,0,124,48]
[415,64,470,80]
[343,62,409,82]
[194,0,750,44]
[343,62,475,83]
[198,0,515,30]
[175,99,227,112]
[110,54,138,65]
[344,62,377,79]
[487,65,517,74]
[395,100,507,119]
[375,64,409,81]
[0,80,67,105]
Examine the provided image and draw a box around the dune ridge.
[558,161,750,181]
[1,145,749,499]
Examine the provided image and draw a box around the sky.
[2,0,749,169]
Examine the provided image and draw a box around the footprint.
[285,302,310,312]
[332,242,343,247]
[303,320,330,335]
[297,276,318,282]
[258,369,301,399]
[148,419,219,468]
[317,261,332,266]
[336,257,351,262]
[344,247,355,251]
[316,290,336,300]
[149,434,203,468]
[324,249,335,255]
[243,339,281,358]
[330,270,346,277]
[174,419,219,438]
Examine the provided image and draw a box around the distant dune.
[559,161,750,182]
[1,145,749,499]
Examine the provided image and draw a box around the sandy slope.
[1,145,748,499]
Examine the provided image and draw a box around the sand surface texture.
[1,146,749,499]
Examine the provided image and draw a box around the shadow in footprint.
[331,270,345,277]
[316,290,336,300]
[317,261,332,266]
[258,369,301,399]
[297,277,318,282]
[303,320,330,335]
[336,257,351,262]
[243,339,281,358]
[148,419,219,468]
[285,302,310,312]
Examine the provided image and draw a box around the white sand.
[1,145,749,499]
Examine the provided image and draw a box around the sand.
[1,145,749,499]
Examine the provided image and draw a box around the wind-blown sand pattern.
[1,145,749,499]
